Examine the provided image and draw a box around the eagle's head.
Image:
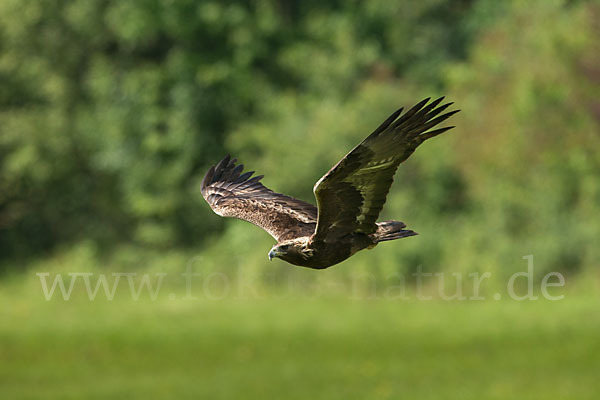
[268,238,312,265]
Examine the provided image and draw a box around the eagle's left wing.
[311,97,458,242]
[202,155,318,241]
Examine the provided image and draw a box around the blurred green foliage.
[1,0,599,283]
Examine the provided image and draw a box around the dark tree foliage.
[1,0,598,279]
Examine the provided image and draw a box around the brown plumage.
[201,97,459,269]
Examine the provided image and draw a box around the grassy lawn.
[1,283,599,399]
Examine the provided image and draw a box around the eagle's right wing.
[312,97,459,242]
[201,155,318,241]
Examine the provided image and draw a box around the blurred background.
[1,0,599,398]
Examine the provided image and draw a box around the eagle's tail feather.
[371,220,418,243]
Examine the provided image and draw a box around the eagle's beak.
[268,250,275,261]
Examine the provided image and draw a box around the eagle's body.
[202,97,458,269]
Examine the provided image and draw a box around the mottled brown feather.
[201,155,317,241]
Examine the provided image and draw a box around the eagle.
[201,97,459,269]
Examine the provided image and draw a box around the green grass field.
[1,281,599,400]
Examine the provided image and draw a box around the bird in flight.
[202,97,459,269]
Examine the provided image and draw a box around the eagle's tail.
[371,220,418,243]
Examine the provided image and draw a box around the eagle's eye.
[280,244,290,251]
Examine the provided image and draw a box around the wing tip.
[201,165,216,192]
[202,155,269,194]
